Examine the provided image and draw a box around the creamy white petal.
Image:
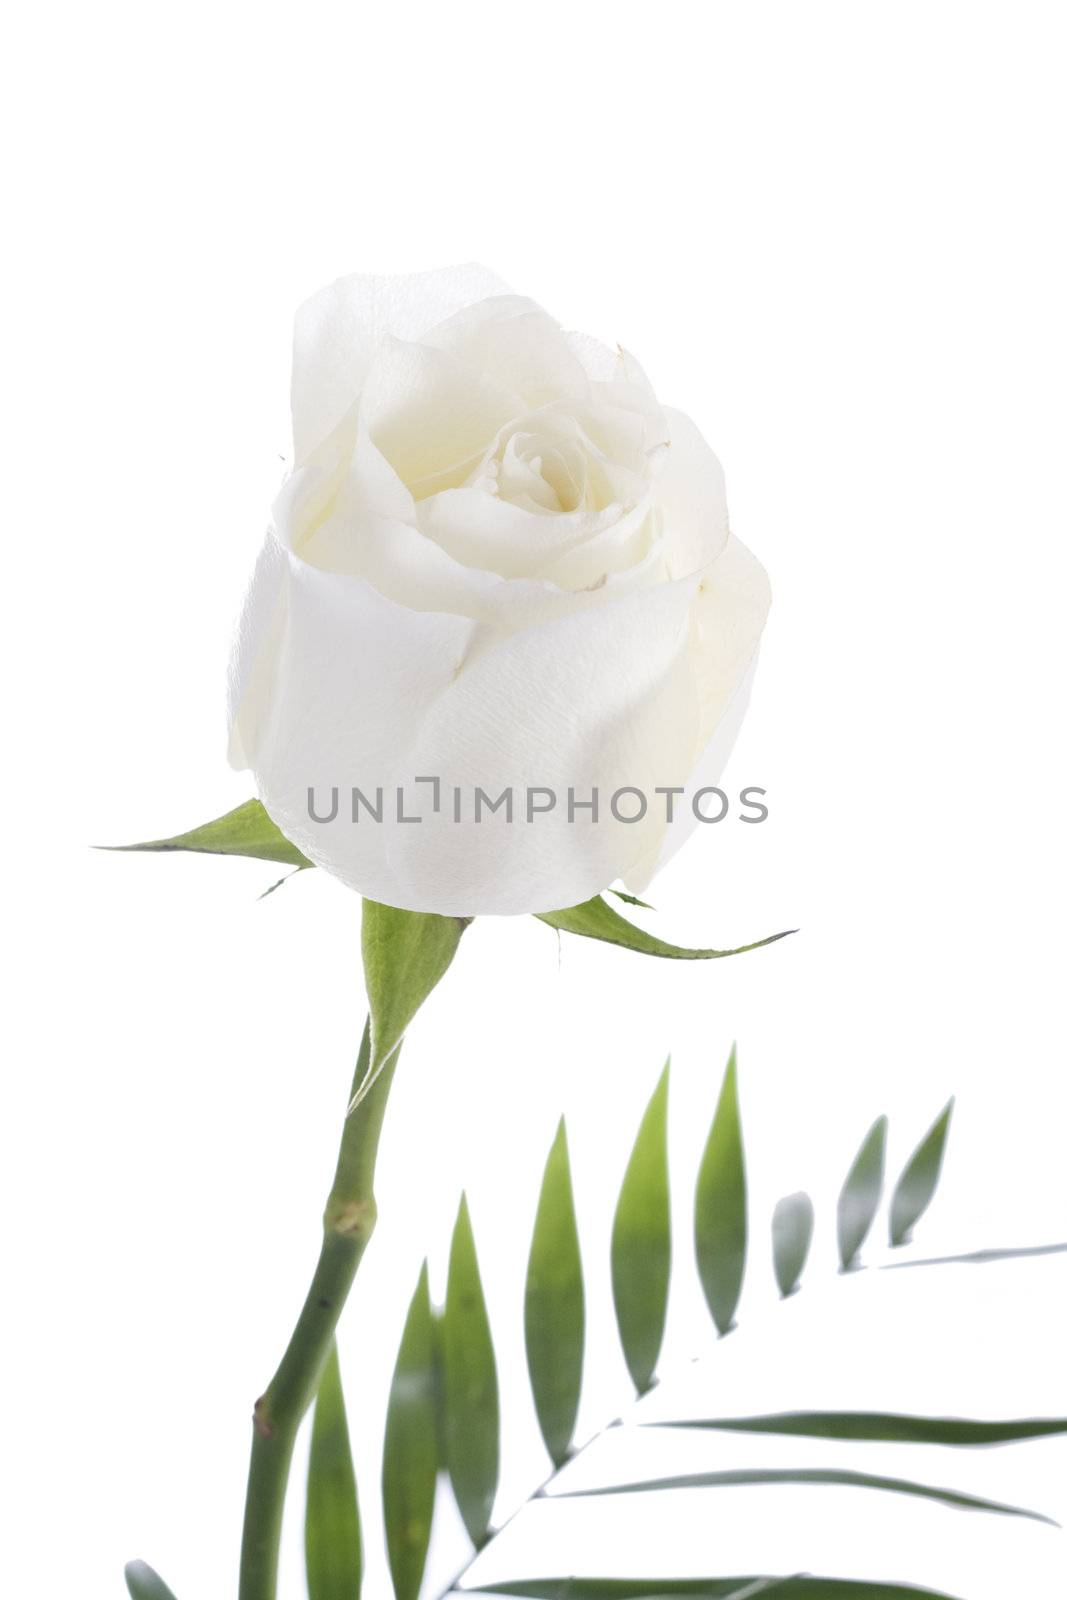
[237,551,478,904]
[565,328,627,382]
[380,578,703,914]
[230,543,704,915]
[689,532,771,739]
[535,501,660,590]
[227,532,288,769]
[361,335,521,497]
[231,269,772,915]
[299,476,666,633]
[291,263,510,465]
[624,533,771,890]
[275,427,416,574]
[655,406,731,578]
[418,479,649,583]
[424,297,591,407]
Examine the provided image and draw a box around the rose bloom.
[228,266,769,916]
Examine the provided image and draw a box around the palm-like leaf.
[282,1049,1061,1600]
[466,1579,969,1598]
[124,1562,179,1600]
[611,1062,671,1392]
[837,1115,888,1270]
[305,1340,362,1599]
[443,1194,500,1548]
[771,1191,814,1298]
[525,1119,585,1467]
[382,1263,438,1600]
[694,1048,747,1335]
[657,1410,1067,1445]
[555,1464,1054,1523]
[889,1100,954,1246]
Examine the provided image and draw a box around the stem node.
[238,1023,397,1600]
[324,1194,379,1241]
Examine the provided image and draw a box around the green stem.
[238,1020,396,1600]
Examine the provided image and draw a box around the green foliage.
[890,1099,954,1246]
[525,1119,585,1467]
[352,1050,1049,1600]
[382,1264,438,1600]
[353,900,468,1111]
[660,1410,1067,1445]
[837,1115,888,1271]
[130,1038,1056,1600]
[695,1049,747,1335]
[611,1062,671,1393]
[771,1191,814,1297]
[106,797,310,867]
[442,1195,500,1548]
[537,895,793,960]
[123,1562,179,1600]
[305,1341,361,1600]
[467,1580,968,1599]
[111,798,791,966]
[558,1464,1052,1523]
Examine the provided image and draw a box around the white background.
[2,3,1066,1598]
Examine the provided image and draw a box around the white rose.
[228,266,769,916]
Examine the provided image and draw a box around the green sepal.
[107,800,791,971]
[538,896,793,960]
[105,798,310,867]
[352,900,469,1112]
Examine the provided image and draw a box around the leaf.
[889,1099,954,1246]
[443,1194,500,1548]
[557,1466,1053,1522]
[694,1049,747,1335]
[885,1241,1067,1270]
[382,1263,438,1600]
[305,1340,361,1600]
[468,1579,968,1598]
[611,1061,671,1393]
[351,900,469,1112]
[537,896,794,960]
[656,1410,1067,1445]
[124,1563,178,1600]
[837,1116,888,1271]
[771,1192,814,1298]
[104,798,310,867]
[526,1119,585,1467]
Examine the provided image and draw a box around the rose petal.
[384,576,702,913]
[229,539,704,915]
[291,263,510,464]
[658,406,731,577]
[227,532,288,769]
[624,533,771,890]
[425,297,591,407]
[361,334,521,497]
